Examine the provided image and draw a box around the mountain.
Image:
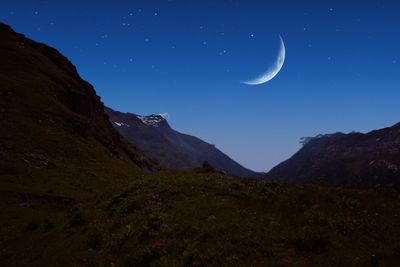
[0,21,161,265]
[0,21,158,191]
[2,22,400,267]
[266,123,400,187]
[105,107,259,178]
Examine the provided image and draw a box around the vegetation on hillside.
[1,168,400,266]
[1,22,400,267]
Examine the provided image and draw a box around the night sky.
[2,0,400,171]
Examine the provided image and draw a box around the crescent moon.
[241,36,286,85]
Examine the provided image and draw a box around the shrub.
[44,219,55,232]
[291,226,331,253]
[68,213,86,228]
[87,233,102,250]
[26,221,39,231]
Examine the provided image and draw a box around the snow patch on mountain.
[136,115,165,127]
[113,122,130,127]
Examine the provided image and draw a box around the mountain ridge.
[266,122,400,187]
[105,106,261,178]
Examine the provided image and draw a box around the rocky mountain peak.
[136,114,167,128]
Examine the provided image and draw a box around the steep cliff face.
[0,22,157,193]
[266,123,400,187]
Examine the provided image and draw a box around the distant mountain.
[266,123,400,187]
[106,107,259,177]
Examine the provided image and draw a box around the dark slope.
[0,22,160,199]
[0,22,162,265]
[266,123,400,187]
[105,107,259,177]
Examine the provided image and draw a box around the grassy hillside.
[1,22,400,266]
[0,21,155,264]
[0,22,156,195]
[1,170,400,266]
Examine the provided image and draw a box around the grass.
[2,168,400,266]
[1,22,400,266]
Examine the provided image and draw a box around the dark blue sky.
[2,0,400,171]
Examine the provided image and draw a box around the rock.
[150,220,162,230]
[18,202,32,208]
[150,193,162,203]
[150,239,166,252]
[202,161,216,172]
[207,215,216,221]
[219,170,228,175]
[192,260,202,267]
[23,153,50,168]
[87,172,98,177]
[0,90,13,96]
[191,225,200,233]
[226,254,240,261]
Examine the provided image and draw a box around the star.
[250,33,255,38]
[34,11,39,15]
